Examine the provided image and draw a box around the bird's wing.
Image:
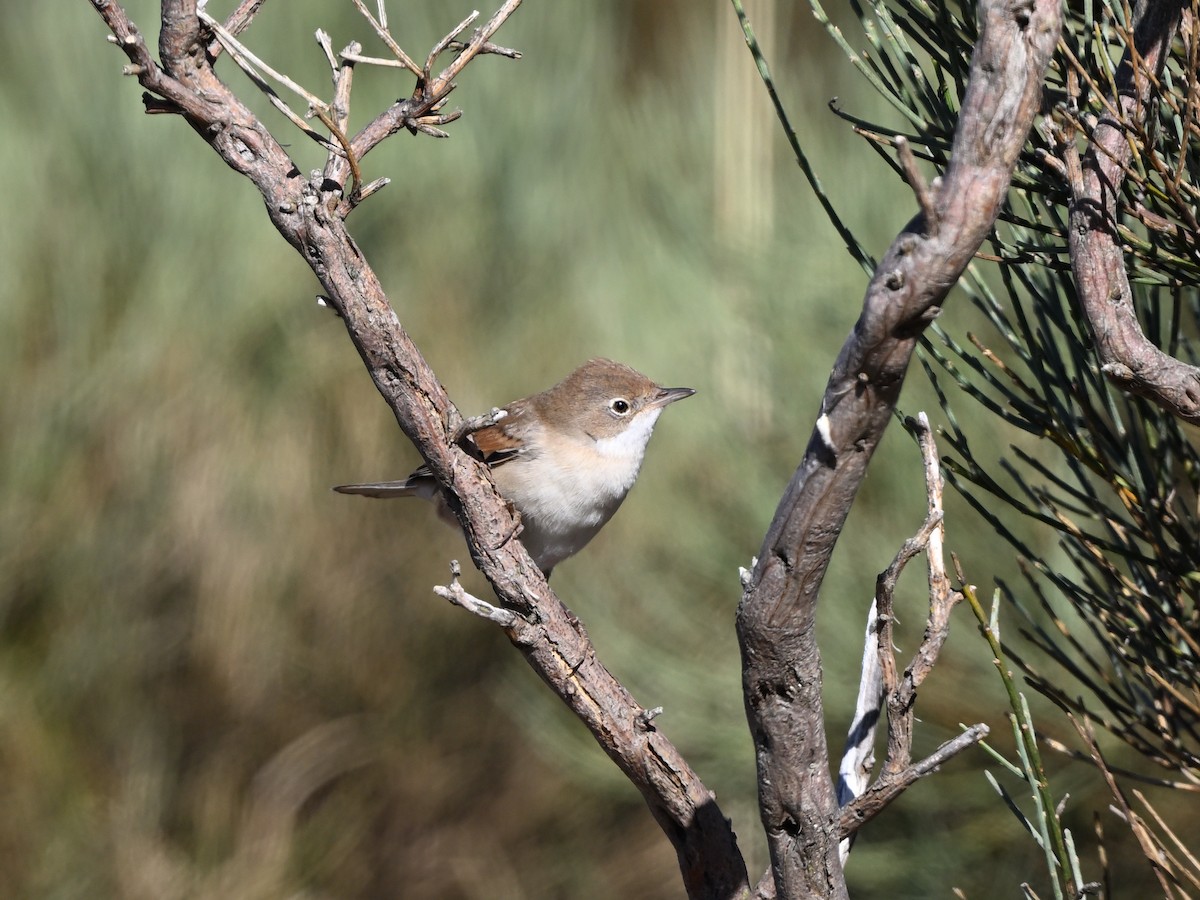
[469,402,530,468]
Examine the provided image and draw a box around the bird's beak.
[652,386,696,408]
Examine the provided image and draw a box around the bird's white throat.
[591,407,664,463]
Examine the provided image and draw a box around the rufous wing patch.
[471,423,524,466]
[469,402,528,467]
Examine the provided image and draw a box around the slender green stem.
[728,0,874,273]
[964,584,1077,897]
[808,0,928,128]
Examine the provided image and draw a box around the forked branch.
[736,0,1061,895]
[837,415,986,844]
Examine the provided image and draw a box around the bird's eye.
[609,398,631,415]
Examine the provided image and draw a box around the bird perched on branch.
[335,358,695,576]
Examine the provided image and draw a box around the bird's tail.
[331,478,434,500]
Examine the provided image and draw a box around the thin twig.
[199,8,328,112]
[839,724,990,837]
[1069,714,1181,897]
[875,507,944,772]
[339,51,408,68]
[447,39,522,60]
[425,9,480,82]
[315,28,338,72]
[355,177,391,202]
[896,136,940,235]
[310,32,363,201]
[434,561,518,627]
[1041,736,1200,792]
[1132,790,1200,892]
[205,0,269,60]
[349,0,422,77]
[198,8,341,153]
[878,413,960,777]
[426,0,523,95]
[349,0,522,163]
[905,413,959,694]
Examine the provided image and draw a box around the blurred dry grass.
[0,1,1193,897]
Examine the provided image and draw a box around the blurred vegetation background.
[0,0,1192,897]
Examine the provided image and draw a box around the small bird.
[334,358,694,576]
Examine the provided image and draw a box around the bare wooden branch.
[876,505,944,775]
[1064,0,1200,423]
[159,0,201,76]
[88,3,750,896]
[93,1,204,120]
[880,414,963,777]
[736,0,1062,894]
[838,412,968,864]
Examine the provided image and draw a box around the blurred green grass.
[0,1,1189,897]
